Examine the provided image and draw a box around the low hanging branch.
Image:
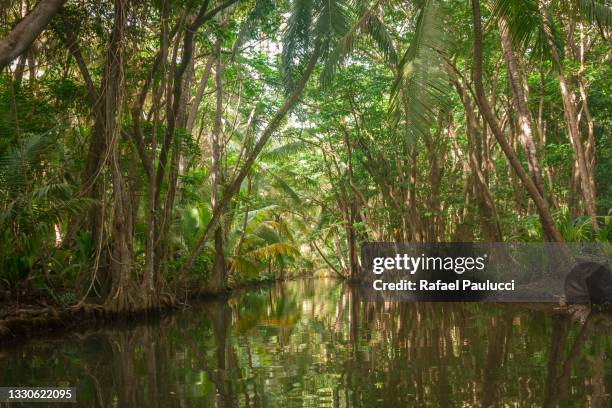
[0,0,65,70]
[311,241,346,278]
[179,44,322,276]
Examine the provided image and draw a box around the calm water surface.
[0,279,610,407]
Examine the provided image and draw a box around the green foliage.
[390,0,451,147]
[0,0,609,304]
[492,0,563,62]
[0,131,94,290]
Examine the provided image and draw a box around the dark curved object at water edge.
[564,262,612,305]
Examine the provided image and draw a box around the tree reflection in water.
[0,279,609,407]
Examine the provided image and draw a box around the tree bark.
[103,0,133,311]
[154,0,238,207]
[186,56,214,133]
[499,17,547,199]
[537,0,597,229]
[345,141,360,279]
[209,38,227,293]
[0,0,65,70]
[179,44,321,276]
[449,73,502,241]
[471,0,564,243]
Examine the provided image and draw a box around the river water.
[0,278,610,407]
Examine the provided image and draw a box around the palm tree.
[180,0,353,276]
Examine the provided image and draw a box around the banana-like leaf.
[248,242,300,259]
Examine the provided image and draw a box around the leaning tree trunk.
[471,0,564,243]
[499,17,547,200]
[179,44,321,276]
[538,0,597,230]
[0,0,65,70]
[450,71,502,241]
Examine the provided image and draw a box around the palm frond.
[253,224,281,244]
[260,218,295,242]
[0,132,56,191]
[230,255,262,277]
[245,204,280,226]
[320,0,389,87]
[390,0,450,147]
[231,0,275,60]
[493,0,564,62]
[248,242,300,259]
[30,183,74,202]
[282,0,314,91]
[269,171,301,204]
[364,13,398,65]
[260,140,310,161]
[38,197,96,224]
[309,207,332,239]
[565,0,612,28]
[315,0,350,44]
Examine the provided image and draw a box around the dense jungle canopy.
[0,0,610,311]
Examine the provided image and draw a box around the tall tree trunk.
[538,0,597,229]
[407,149,423,242]
[471,0,564,243]
[339,121,360,278]
[157,50,195,278]
[104,0,133,311]
[449,70,502,241]
[575,23,597,218]
[499,21,556,238]
[423,123,446,242]
[153,0,238,210]
[499,17,547,199]
[186,56,214,133]
[210,38,227,293]
[153,0,239,277]
[135,0,168,307]
[180,44,321,275]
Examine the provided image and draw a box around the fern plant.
[0,131,93,289]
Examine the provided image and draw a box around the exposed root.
[0,276,289,344]
[0,308,66,341]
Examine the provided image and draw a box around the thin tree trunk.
[340,121,360,279]
[179,44,321,276]
[186,56,214,133]
[449,70,502,241]
[141,0,168,307]
[407,149,423,242]
[499,17,551,236]
[423,127,445,242]
[154,0,238,209]
[210,38,227,293]
[575,24,597,216]
[234,175,252,257]
[471,0,564,243]
[499,17,547,200]
[538,0,597,229]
